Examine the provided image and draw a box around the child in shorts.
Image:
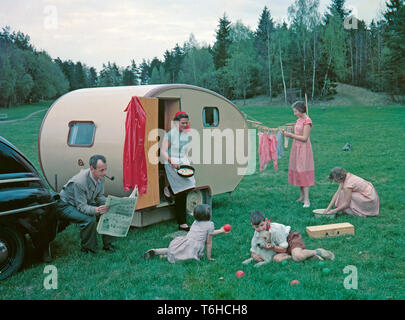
[249,210,335,263]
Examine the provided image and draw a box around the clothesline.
[244,118,293,172]
[246,119,294,133]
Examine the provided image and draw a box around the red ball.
[235,270,245,278]
[223,224,232,232]
[290,280,300,286]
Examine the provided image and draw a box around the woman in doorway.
[161,111,196,231]
[324,167,379,217]
[282,101,314,208]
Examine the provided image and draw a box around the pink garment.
[269,134,278,171]
[288,116,314,187]
[123,96,147,194]
[258,132,278,171]
[335,173,379,217]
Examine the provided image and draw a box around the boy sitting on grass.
[249,210,335,263]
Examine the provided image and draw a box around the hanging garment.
[275,131,284,159]
[123,96,148,194]
[258,132,270,171]
[268,133,278,171]
[258,132,278,171]
[284,128,290,149]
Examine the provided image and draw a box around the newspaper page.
[97,194,137,237]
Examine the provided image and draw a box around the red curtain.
[123,96,147,194]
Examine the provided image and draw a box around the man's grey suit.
[57,168,114,252]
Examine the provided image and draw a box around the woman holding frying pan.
[161,111,196,231]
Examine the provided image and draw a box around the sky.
[0,0,387,71]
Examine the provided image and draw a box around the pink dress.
[288,116,314,187]
[335,173,379,217]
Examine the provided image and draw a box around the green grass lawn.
[0,100,404,300]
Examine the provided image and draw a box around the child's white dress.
[167,220,214,263]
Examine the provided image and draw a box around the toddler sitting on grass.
[142,204,226,262]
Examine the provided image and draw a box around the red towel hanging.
[123,96,147,194]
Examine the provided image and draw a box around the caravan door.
[136,97,160,210]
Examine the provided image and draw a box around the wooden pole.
[305,93,309,116]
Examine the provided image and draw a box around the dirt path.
[0,108,48,124]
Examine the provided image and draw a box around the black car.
[0,136,59,280]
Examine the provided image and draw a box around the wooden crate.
[306,222,354,239]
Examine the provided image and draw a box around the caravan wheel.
[186,188,212,215]
[186,190,203,215]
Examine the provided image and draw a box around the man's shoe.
[42,245,53,263]
[81,247,96,254]
[102,245,116,252]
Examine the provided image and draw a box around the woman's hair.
[250,210,266,226]
[292,101,306,113]
[173,112,189,122]
[193,204,212,221]
[329,167,347,182]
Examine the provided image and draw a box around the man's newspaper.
[97,192,137,237]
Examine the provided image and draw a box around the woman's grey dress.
[164,127,195,194]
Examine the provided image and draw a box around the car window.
[0,143,30,174]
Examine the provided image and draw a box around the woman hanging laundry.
[282,101,314,208]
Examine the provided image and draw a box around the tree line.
[0,0,404,108]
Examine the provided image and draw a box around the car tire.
[0,225,26,280]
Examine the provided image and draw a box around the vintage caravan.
[38,84,251,226]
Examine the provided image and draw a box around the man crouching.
[57,155,116,254]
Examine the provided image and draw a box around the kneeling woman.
[324,167,379,217]
[161,111,196,231]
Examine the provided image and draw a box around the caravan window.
[203,107,219,127]
[68,121,95,147]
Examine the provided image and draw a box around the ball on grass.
[235,270,245,278]
[290,280,300,286]
[281,260,288,266]
[322,268,331,274]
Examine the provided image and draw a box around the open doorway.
[158,98,180,203]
